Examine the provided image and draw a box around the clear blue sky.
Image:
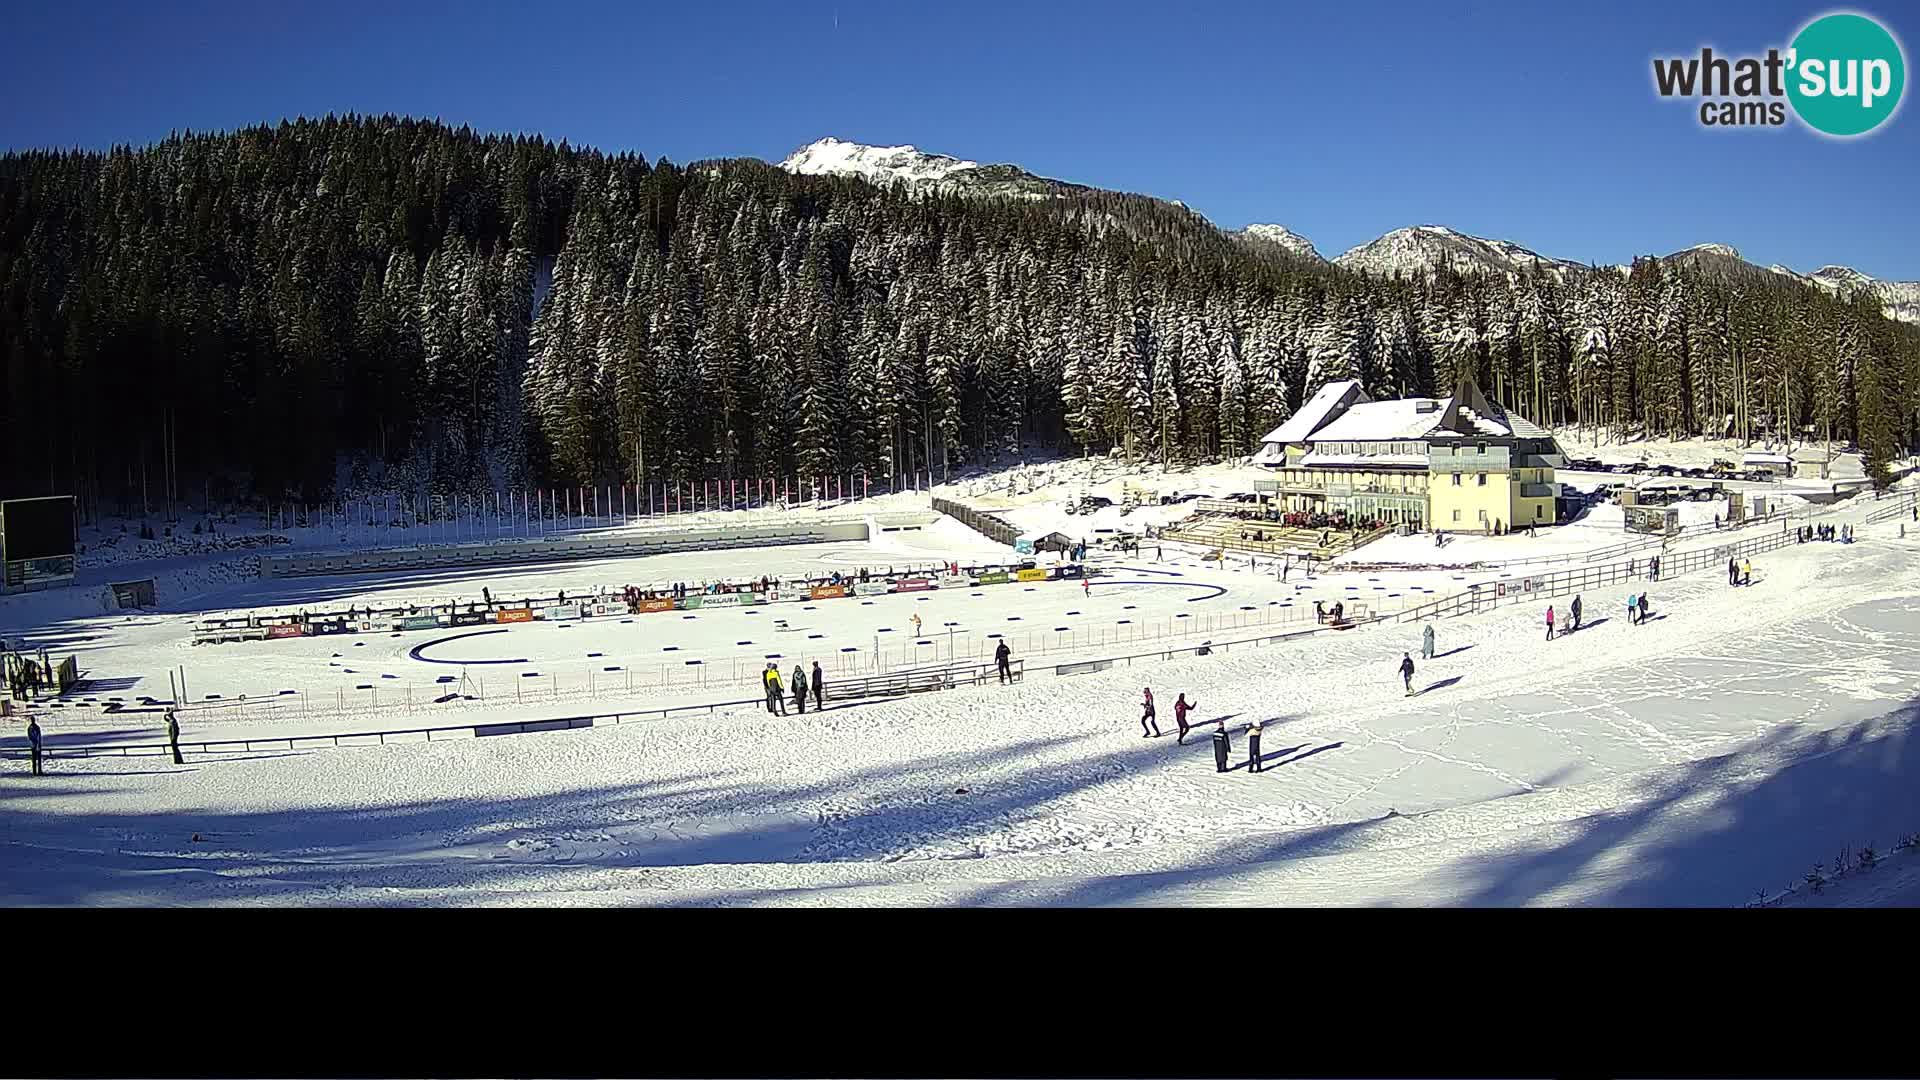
[5,0,1916,277]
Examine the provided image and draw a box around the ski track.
[4,498,1919,905]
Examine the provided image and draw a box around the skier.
[1140,687,1160,738]
[811,661,825,712]
[1211,722,1231,773]
[1247,720,1264,773]
[1173,693,1196,744]
[1570,594,1582,633]
[1545,604,1555,642]
[791,664,808,714]
[1626,592,1638,625]
[1082,577,1091,599]
[1399,652,1416,695]
[166,708,183,765]
[1637,592,1650,623]
[995,640,1013,684]
[1421,623,1435,660]
[27,715,43,776]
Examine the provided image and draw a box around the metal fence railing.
[6,659,1025,759]
[1394,524,1804,624]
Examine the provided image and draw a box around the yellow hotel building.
[1253,376,1565,533]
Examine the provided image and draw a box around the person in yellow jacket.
[763,663,786,715]
[1741,558,1753,586]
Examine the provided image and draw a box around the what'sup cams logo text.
[1653,11,1906,136]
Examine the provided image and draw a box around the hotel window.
[1535,504,1544,519]
[1451,473,1462,486]
[1477,474,1487,487]
[1452,510,1461,522]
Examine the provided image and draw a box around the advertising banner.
[312,619,352,636]
[854,582,891,597]
[939,573,974,588]
[893,578,932,592]
[1015,568,1047,582]
[543,604,582,621]
[1055,565,1085,580]
[266,622,306,639]
[637,598,676,614]
[400,614,440,630]
[701,593,741,607]
[809,585,848,600]
[740,592,766,605]
[451,611,488,626]
[679,596,704,610]
[976,571,1010,585]
[496,608,535,624]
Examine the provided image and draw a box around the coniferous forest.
[3,115,1916,517]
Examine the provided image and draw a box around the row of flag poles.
[263,468,952,545]
[297,473,883,543]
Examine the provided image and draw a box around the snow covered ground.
[4,496,1915,906]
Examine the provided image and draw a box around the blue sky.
[4,0,1916,277]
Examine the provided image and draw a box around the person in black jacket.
[27,716,44,776]
[1399,652,1416,694]
[166,709,183,765]
[1247,720,1264,773]
[811,661,824,711]
[994,640,1013,684]
[1211,723,1231,773]
[791,665,808,714]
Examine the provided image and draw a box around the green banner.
[977,571,1010,585]
[399,614,439,630]
[679,595,704,609]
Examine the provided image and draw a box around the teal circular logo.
[1787,13,1906,136]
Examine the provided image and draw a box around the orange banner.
[809,585,847,600]
[638,598,676,613]
[495,608,534,624]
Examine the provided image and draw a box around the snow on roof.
[1261,380,1364,445]
[1789,447,1832,461]
[1310,398,1448,442]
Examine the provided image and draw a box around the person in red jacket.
[1173,693,1197,743]
[1139,688,1160,738]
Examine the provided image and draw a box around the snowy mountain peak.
[1811,264,1875,289]
[1237,223,1323,261]
[1678,242,1742,260]
[775,136,1091,202]
[1333,225,1571,280]
[779,137,980,184]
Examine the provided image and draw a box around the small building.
[1624,504,1680,536]
[1741,450,1791,478]
[1790,447,1831,480]
[1014,529,1075,555]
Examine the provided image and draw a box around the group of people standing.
[762,661,826,715]
[1727,557,1754,587]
